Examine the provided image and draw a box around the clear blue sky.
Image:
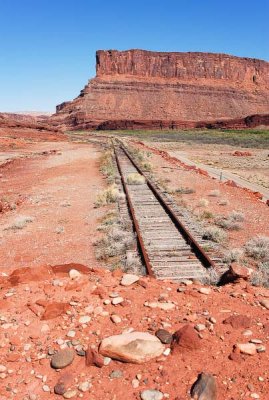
[0,0,268,112]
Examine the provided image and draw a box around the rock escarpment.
[52,49,269,130]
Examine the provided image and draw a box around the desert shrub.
[223,248,244,264]
[6,215,34,230]
[200,268,220,285]
[200,210,214,219]
[95,224,133,260]
[245,236,269,260]
[229,211,245,222]
[175,187,195,194]
[126,173,145,185]
[95,184,120,207]
[198,198,209,207]
[141,162,152,172]
[208,189,220,197]
[215,210,244,231]
[202,226,227,243]
[251,262,269,287]
[99,150,115,182]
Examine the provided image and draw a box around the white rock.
[111,314,122,324]
[112,297,124,305]
[140,389,164,400]
[79,316,91,324]
[132,378,140,388]
[78,381,91,392]
[0,365,7,373]
[260,299,269,310]
[121,274,139,286]
[195,324,206,332]
[69,269,81,279]
[67,330,76,338]
[144,301,175,311]
[199,287,211,295]
[99,331,165,364]
[236,343,256,355]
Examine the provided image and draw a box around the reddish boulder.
[41,302,70,320]
[171,325,201,352]
[229,263,252,280]
[85,348,104,368]
[52,263,90,275]
[223,315,251,329]
[8,265,53,286]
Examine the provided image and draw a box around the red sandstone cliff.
[51,49,269,130]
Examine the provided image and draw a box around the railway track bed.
[114,144,227,282]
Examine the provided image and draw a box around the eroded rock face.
[51,49,269,130]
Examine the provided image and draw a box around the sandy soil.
[0,141,106,271]
[153,141,269,190]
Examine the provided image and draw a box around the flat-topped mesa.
[96,49,269,86]
[51,49,269,130]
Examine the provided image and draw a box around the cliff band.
[52,49,269,130]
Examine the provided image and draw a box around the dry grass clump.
[208,189,220,197]
[99,150,116,183]
[6,215,34,230]
[215,210,244,231]
[176,187,195,194]
[200,210,214,220]
[251,262,269,287]
[202,226,227,243]
[95,224,134,261]
[141,161,152,172]
[245,236,269,260]
[223,248,244,264]
[95,184,120,207]
[126,173,145,185]
[198,198,209,207]
[200,268,219,285]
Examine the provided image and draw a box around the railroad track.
[114,142,227,282]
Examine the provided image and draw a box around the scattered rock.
[99,331,165,363]
[223,315,251,329]
[171,325,201,352]
[63,390,77,399]
[69,269,81,279]
[112,297,124,305]
[140,389,164,400]
[85,348,104,367]
[54,383,66,395]
[121,273,139,286]
[51,349,74,369]
[144,301,175,310]
[78,315,91,324]
[78,381,91,392]
[195,324,206,332]
[110,314,122,324]
[199,287,211,295]
[41,302,70,320]
[229,263,252,280]
[235,343,256,355]
[191,373,217,400]
[155,329,172,344]
[260,299,269,310]
[110,370,123,379]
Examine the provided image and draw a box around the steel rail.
[115,140,217,273]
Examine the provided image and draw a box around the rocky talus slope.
[51,49,269,130]
[0,264,268,399]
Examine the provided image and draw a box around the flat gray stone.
[51,349,74,369]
